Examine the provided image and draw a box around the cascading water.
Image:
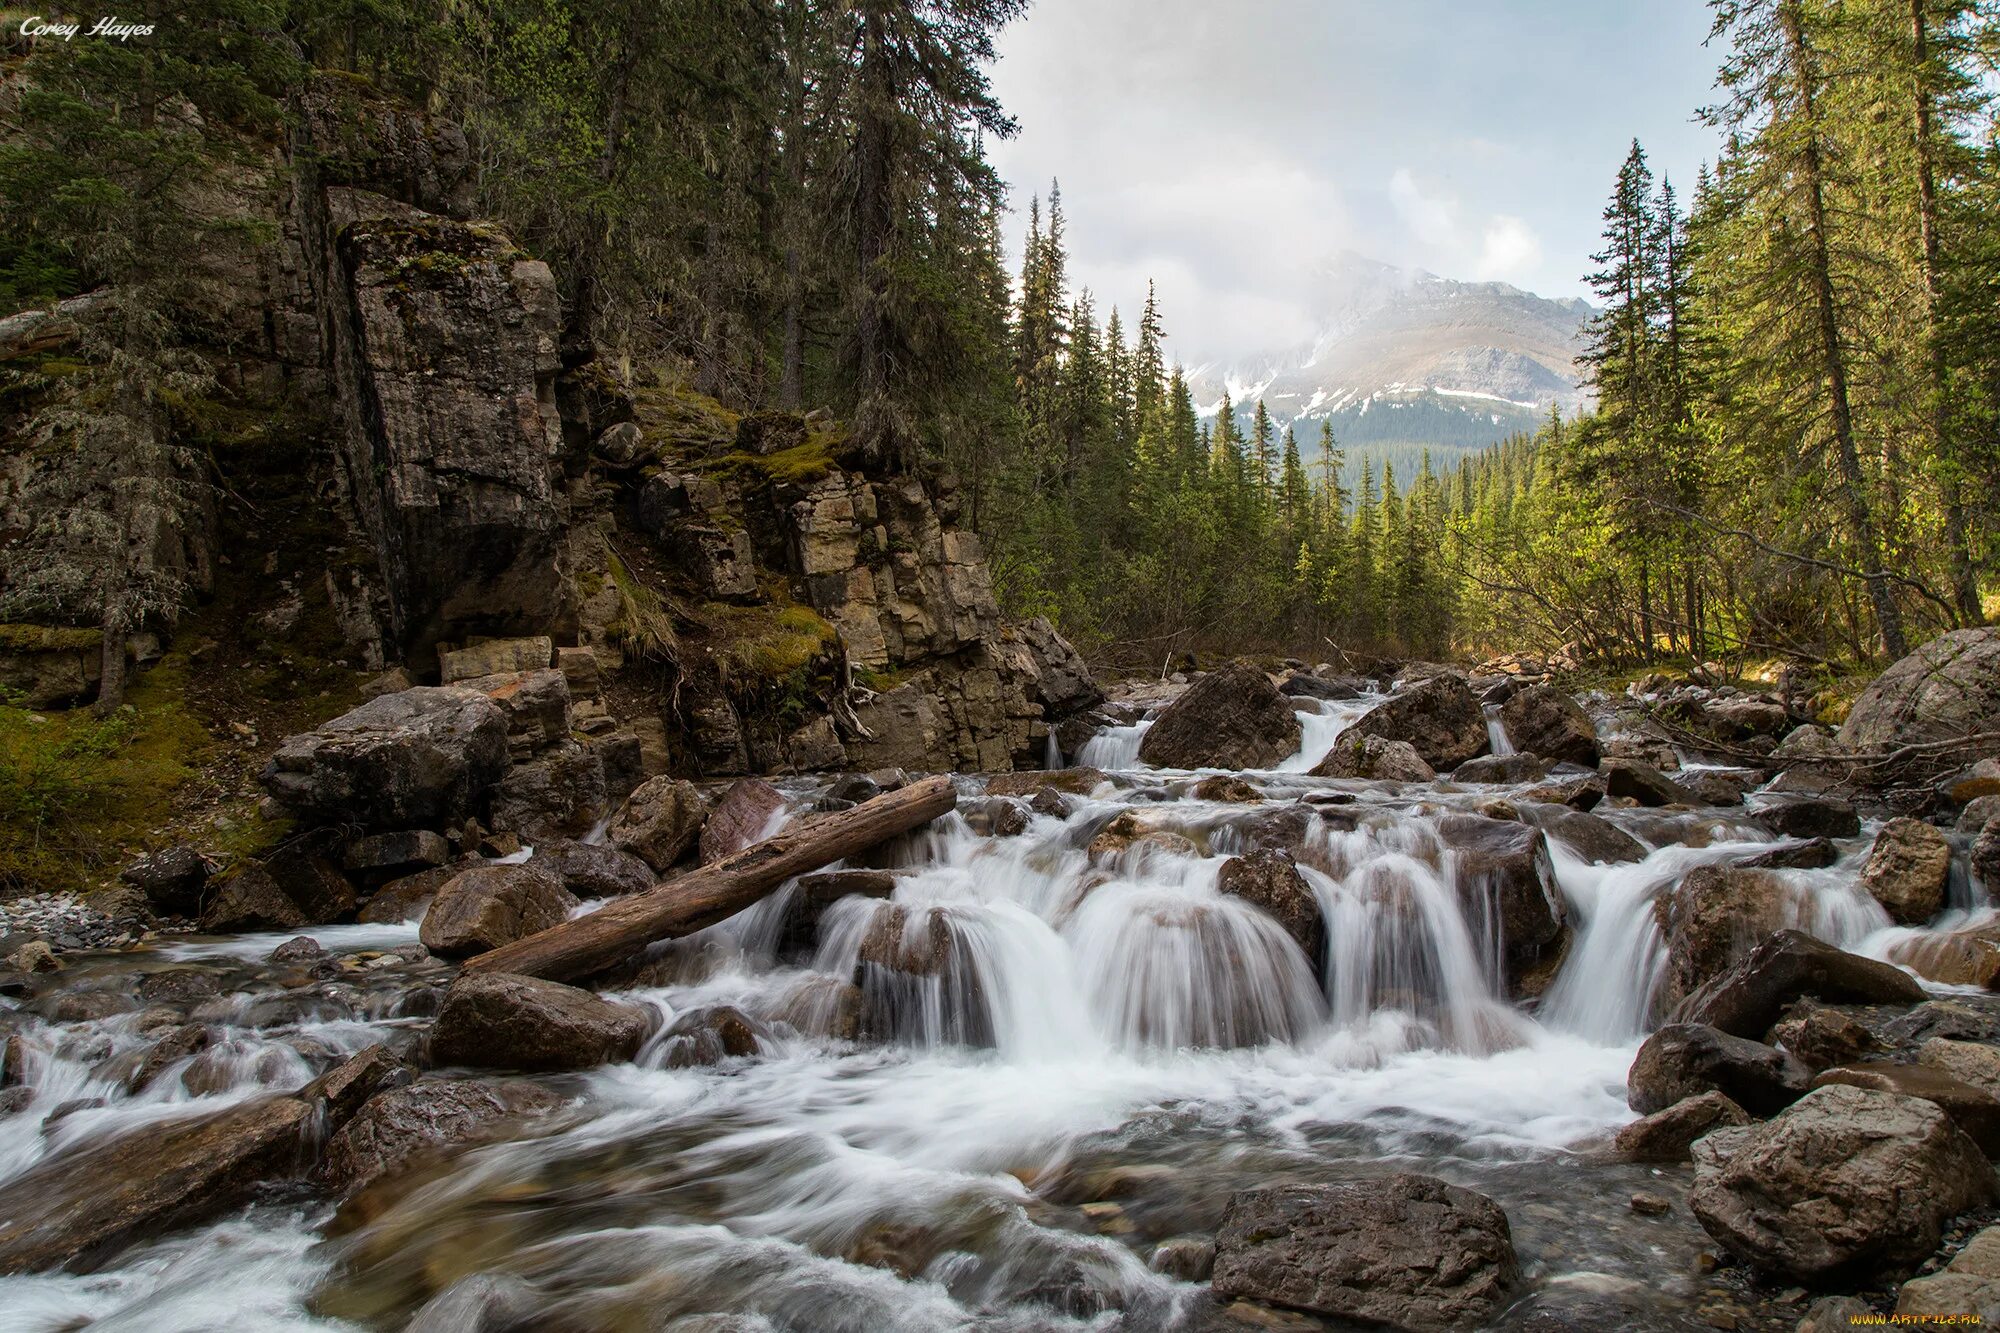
[1484,703,1516,756]
[1,742,1987,1331]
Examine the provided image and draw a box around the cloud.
[1475,216,1544,283]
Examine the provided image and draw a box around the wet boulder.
[1891,918,2000,989]
[1628,1023,1809,1116]
[537,840,653,899]
[484,741,607,843]
[1923,1038,2000,1095]
[778,870,897,958]
[1335,674,1488,771]
[429,972,651,1072]
[698,779,788,863]
[319,1077,564,1196]
[1675,929,1924,1039]
[607,776,709,872]
[853,905,992,1046]
[118,845,212,917]
[1858,818,1951,925]
[341,830,450,881]
[1137,661,1301,770]
[1211,1174,1518,1333]
[358,860,469,924]
[1612,1090,1752,1163]
[1217,850,1323,965]
[1310,734,1434,782]
[1451,752,1551,784]
[418,862,578,958]
[1752,796,1860,840]
[1191,774,1263,803]
[1601,758,1695,807]
[1739,838,1840,870]
[1518,805,1646,865]
[1436,814,1567,994]
[1772,1004,1883,1072]
[1498,684,1600,767]
[261,687,510,829]
[1655,866,1797,1008]
[661,1005,765,1068]
[1678,770,1753,807]
[1689,1083,1996,1283]
[1280,673,1361,701]
[1977,817,2000,889]
[1839,627,2000,753]
[987,766,1106,797]
[1813,1062,2000,1156]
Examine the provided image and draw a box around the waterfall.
[1276,696,1378,773]
[1077,719,1152,769]
[1043,728,1064,770]
[1483,703,1515,756]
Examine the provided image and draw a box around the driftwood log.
[462,773,957,982]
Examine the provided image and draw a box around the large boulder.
[1435,814,1567,994]
[1813,1062,2000,1156]
[1675,929,1925,1039]
[537,840,654,899]
[698,779,788,864]
[1211,1175,1518,1332]
[118,846,212,917]
[261,688,510,828]
[418,863,578,957]
[1335,675,1488,771]
[1858,818,1951,925]
[607,776,709,872]
[0,1045,396,1273]
[1840,627,2000,752]
[429,972,651,1072]
[1654,866,1797,1009]
[1628,1022,1809,1116]
[1216,850,1323,965]
[1309,734,1434,782]
[1137,662,1301,770]
[1518,805,1646,865]
[1689,1084,1996,1283]
[1498,684,1599,767]
[199,840,358,932]
[1612,1090,1752,1163]
[1753,796,1861,840]
[320,1077,564,1196]
[1601,758,1695,807]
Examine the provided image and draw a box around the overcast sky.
[985,0,1727,365]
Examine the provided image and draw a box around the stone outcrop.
[1336,675,1488,770]
[1138,662,1301,770]
[1211,1175,1518,1332]
[1689,1084,1996,1283]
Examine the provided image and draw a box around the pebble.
[1630,1191,1671,1216]
[0,894,123,954]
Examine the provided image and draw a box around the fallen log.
[462,773,957,982]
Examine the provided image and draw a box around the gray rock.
[1436,814,1567,995]
[1499,684,1600,766]
[1217,850,1322,964]
[1860,818,1951,925]
[608,777,709,872]
[1612,1090,1752,1163]
[1602,758,1696,807]
[1689,1083,1996,1283]
[1211,1174,1518,1332]
[261,688,510,829]
[429,972,651,1072]
[1138,661,1301,770]
[1336,674,1489,771]
[1676,929,1925,1039]
[1839,628,2000,753]
[117,846,212,917]
[319,1077,563,1195]
[537,840,653,899]
[418,863,578,958]
[1310,734,1435,782]
[1753,797,1861,840]
[1628,1023,1809,1116]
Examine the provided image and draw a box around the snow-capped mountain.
[1186,253,1593,472]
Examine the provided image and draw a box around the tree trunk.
[1782,2,1909,660]
[851,2,895,459]
[1908,0,1983,625]
[462,775,958,982]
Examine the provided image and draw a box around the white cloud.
[1475,216,1544,284]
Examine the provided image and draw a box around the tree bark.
[1782,1,1909,660]
[462,774,957,982]
[1908,0,1983,625]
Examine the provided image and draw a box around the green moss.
[606,552,679,664]
[0,624,100,654]
[711,603,838,694]
[708,438,837,486]
[0,656,214,895]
